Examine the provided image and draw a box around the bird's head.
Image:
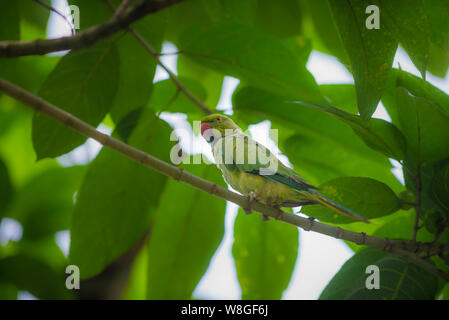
[200,114,241,144]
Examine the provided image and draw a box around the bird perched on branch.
[200,114,369,223]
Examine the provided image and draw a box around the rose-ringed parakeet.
[200,114,369,223]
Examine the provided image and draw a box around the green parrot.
[200,114,369,223]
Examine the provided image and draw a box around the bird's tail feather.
[302,190,370,224]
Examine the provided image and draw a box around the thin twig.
[0,0,184,58]
[104,0,213,115]
[33,0,75,35]
[1,77,448,283]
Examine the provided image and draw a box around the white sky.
[2,1,449,300]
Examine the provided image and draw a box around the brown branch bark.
[0,0,184,58]
[0,77,448,283]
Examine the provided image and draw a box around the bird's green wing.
[219,133,316,192]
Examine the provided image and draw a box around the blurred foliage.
[0,0,449,300]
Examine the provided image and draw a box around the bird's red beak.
[201,122,211,137]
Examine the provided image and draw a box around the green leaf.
[0,0,59,93]
[395,87,449,163]
[0,112,58,186]
[320,248,438,299]
[0,0,20,90]
[114,108,143,143]
[320,84,358,114]
[431,161,449,213]
[0,254,74,299]
[0,283,17,299]
[177,55,224,110]
[302,0,348,63]
[284,134,402,192]
[109,12,166,123]
[378,0,430,78]
[372,213,435,243]
[0,157,13,219]
[233,86,402,190]
[18,0,50,35]
[232,209,298,299]
[396,70,449,118]
[424,0,449,78]
[302,177,400,224]
[441,283,449,300]
[234,86,385,161]
[291,101,406,160]
[69,112,172,279]
[32,42,120,159]
[329,0,397,119]
[253,0,302,38]
[148,78,207,115]
[146,163,226,299]
[179,23,324,103]
[0,1,19,40]
[6,166,85,240]
[123,243,148,300]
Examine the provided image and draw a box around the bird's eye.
[216,117,222,122]
[209,136,215,143]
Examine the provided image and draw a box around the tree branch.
[0,0,184,58]
[104,0,213,115]
[0,77,448,283]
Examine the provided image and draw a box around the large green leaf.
[302,0,348,63]
[18,0,50,37]
[0,157,13,219]
[179,23,324,103]
[283,134,402,192]
[377,0,430,78]
[6,166,85,240]
[123,243,148,300]
[0,0,19,40]
[0,1,20,90]
[291,101,406,160]
[0,113,58,186]
[329,0,397,119]
[431,161,449,214]
[233,86,401,190]
[0,254,74,299]
[232,209,298,299]
[234,86,386,161]
[396,70,449,118]
[302,177,400,224]
[395,87,449,163]
[32,42,120,159]
[146,164,226,299]
[320,248,438,299]
[148,78,207,115]
[0,0,59,94]
[69,111,173,279]
[253,0,302,38]
[424,0,449,78]
[110,8,166,123]
[177,55,224,110]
